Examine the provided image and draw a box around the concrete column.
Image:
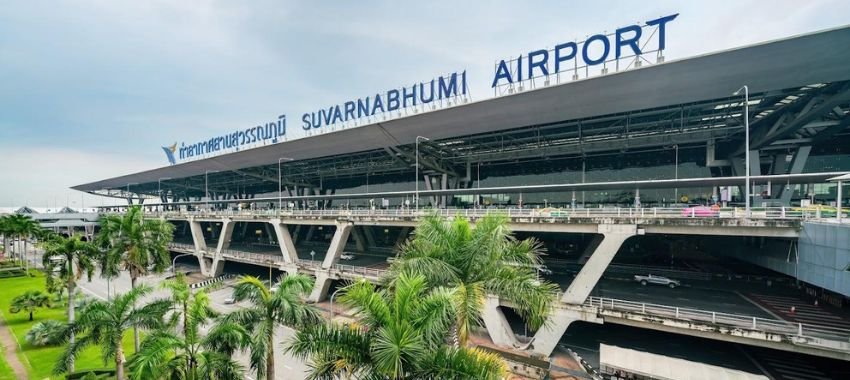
[481,295,519,347]
[351,226,368,252]
[270,219,298,263]
[304,226,317,243]
[362,226,377,248]
[779,146,811,205]
[395,227,411,247]
[561,224,636,304]
[215,219,234,253]
[321,222,353,269]
[531,308,602,357]
[291,225,302,245]
[307,270,333,303]
[207,256,225,277]
[189,220,208,253]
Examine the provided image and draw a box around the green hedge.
[66,368,115,380]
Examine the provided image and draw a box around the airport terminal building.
[72,22,850,377]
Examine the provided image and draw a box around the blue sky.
[1,0,849,207]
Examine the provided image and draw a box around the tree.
[160,273,216,339]
[41,233,98,373]
[287,274,507,380]
[388,213,558,346]
[127,290,245,380]
[96,205,174,351]
[4,214,42,269]
[221,275,320,380]
[55,285,172,380]
[9,290,52,321]
[0,216,14,261]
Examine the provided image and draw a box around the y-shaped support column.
[205,218,233,278]
[531,308,603,357]
[529,224,635,357]
[481,295,519,347]
[188,219,209,275]
[308,222,353,302]
[351,226,368,252]
[561,224,635,304]
[270,219,299,274]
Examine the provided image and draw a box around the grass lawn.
[0,272,136,380]
[0,344,16,380]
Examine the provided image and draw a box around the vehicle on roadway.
[537,265,553,275]
[224,297,236,305]
[340,253,356,261]
[634,274,681,288]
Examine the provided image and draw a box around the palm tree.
[221,274,320,380]
[160,273,216,338]
[55,284,172,380]
[287,274,507,379]
[388,213,558,346]
[0,216,13,261]
[128,290,245,380]
[41,233,98,373]
[5,214,42,269]
[96,205,174,351]
[9,290,52,321]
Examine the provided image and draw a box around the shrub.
[25,319,68,346]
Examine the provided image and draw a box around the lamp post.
[734,85,750,217]
[329,287,344,319]
[278,157,294,210]
[172,253,193,274]
[205,170,218,211]
[415,136,430,211]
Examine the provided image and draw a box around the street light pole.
[278,157,294,211]
[329,287,344,320]
[172,253,193,274]
[415,136,429,211]
[734,86,750,217]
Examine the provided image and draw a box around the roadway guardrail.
[584,296,850,344]
[137,206,840,220]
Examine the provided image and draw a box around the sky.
[1,0,849,207]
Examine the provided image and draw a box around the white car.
[537,265,553,275]
[223,297,236,305]
[340,253,356,261]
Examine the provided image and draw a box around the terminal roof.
[74,26,850,193]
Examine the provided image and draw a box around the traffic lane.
[593,280,774,318]
[545,271,774,318]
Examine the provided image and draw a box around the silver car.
[634,274,681,288]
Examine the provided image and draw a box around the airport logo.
[161,143,177,165]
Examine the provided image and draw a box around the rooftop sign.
[162,14,676,165]
[491,14,678,95]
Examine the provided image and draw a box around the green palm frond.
[419,346,507,380]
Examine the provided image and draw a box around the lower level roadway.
[558,322,850,380]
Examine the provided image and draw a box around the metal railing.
[333,264,387,279]
[142,206,840,220]
[585,296,850,344]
